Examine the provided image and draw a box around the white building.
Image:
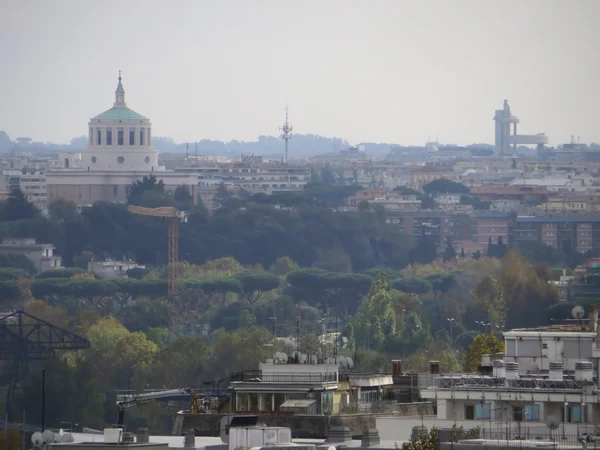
[46,73,198,206]
[417,310,600,438]
[87,259,145,279]
[20,169,47,210]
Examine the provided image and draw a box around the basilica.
[46,73,198,205]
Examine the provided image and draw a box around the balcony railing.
[230,370,337,384]
[419,374,593,393]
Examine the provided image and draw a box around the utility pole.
[447,317,455,348]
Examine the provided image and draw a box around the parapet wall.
[173,403,433,439]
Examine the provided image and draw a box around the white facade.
[503,329,597,373]
[46,73,196,206]
[20,169,47,210]
[87,259,145,279]
[81,74,162,172]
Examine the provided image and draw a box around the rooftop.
[93,107,147,120]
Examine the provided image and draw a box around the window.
[569,406,582,423]
[113,186,118,197]
[117,156,124,164]
[140,128,145,145]
[97,128,102,145]
[91,156,97,163]
[513,406,523,422]
[129,128,135,145]
[145,156,150,163]
[465,405,475,420]
[106,128,113,145]
[475,403,491,419]
[525,405,540,421]
[117,127,124,145]
[89,128,93,145]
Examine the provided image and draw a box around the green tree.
[422,179,469,195]
[354,275,396,348]
[36,268,87,279]
[0,189,38,221]
[474,275,505,326]
[464,333,505,372]
[144,336,209,387]
[235,270,280,304]
[48,199,78,222]
[392,277,432,294]
[0,253,35,274]
[442,236,457,262]
[128,175,173,207]
[401,426,439,450]
[268,256,300,275]
[174,185,194,210]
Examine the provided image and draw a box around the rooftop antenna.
[186,143,189,160]
[195,142,198,167]
[280,106,292,165]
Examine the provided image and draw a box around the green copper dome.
[93,107,147,120]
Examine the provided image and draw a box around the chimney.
[430,361,440,374]
[589,306,598,333]
[392,360,402,376]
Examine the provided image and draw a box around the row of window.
[90,127,150,146]
[465,404,539,421]
[90,156,151,165]
[465,403,586,423]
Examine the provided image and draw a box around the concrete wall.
[173,403,433,439]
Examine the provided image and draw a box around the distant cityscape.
[0,75,599,255]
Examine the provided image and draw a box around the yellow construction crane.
[127,205,188,297]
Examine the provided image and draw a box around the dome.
[93,107,146,120]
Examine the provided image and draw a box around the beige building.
[46,73,198,206]
[20,169,47,210]
[0,238,62,273]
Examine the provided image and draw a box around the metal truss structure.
[0,311,91,421]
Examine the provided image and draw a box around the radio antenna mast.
[280,106,292,165]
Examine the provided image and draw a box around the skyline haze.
[1,0,598,147]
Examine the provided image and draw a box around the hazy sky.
[1,0,598,147]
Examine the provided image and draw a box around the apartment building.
[514,216,600,253]
[20,169,48,210]
[472,211,515,250]
[418,310,600,437]
[174,163,311,192]
[385,211,474,248]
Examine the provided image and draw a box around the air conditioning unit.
[104,429,122,444]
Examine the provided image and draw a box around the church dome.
[92,72,147,120]
[82,72,160,172]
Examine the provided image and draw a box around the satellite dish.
[42,430,55,444]
[572,306,585,319]
[32,432,43,447]
[545,415,560,431]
